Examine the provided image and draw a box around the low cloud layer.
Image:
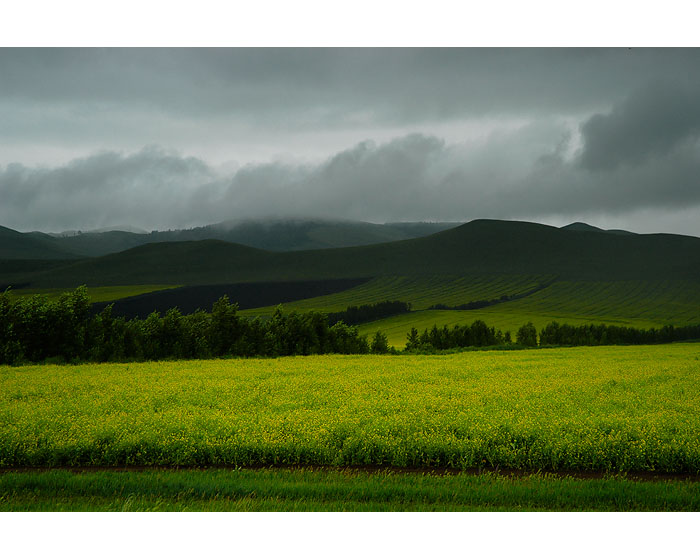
[3,100,700,235]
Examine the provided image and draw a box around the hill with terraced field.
[5,219,700,344]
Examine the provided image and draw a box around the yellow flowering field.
[1,344,700,473]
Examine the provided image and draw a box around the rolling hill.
[6,219,700,344]
[14,219,700,288]
[0,226,80,260]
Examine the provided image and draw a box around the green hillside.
[0,226,79,260]
[240,274,554,315]
[238,275,700,348]
[0,259,83,290]
[242,275,700,325]
[14,219,700,288]
[485,279,700,324]
[22,240,277,287]
[7,219,700,343]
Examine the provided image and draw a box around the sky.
[1,48,700,235]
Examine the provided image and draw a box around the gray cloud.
[3,121,700,234]
[2,49,700,236]
[0,147,217,232]
[520,139,700,216]
[2,48,695,121]
[2,49,700,168]
[578,82,700,170]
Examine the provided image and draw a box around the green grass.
[493,279,700,325]
[236,275,700,348]
[240,274,552,315]
[1,468,698,511]
[2,345,700,473]
[6,285,180,303]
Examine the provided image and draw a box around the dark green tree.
[405,327,419,350]
[516,322,538,347]
[370,331,390,354]
[209,295,242,356]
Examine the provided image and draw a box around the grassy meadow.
[2,468,699,512]
[2,344,700,473]
[238,274,553,314]
[236,274,700,347]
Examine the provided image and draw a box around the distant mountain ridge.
[4,219,462,258]
[50,225,150,236]
[10,219,700,288]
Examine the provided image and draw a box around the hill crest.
[11,218,700,288]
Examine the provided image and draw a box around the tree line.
[326,300,411,325]
[0,287,390,365]
[405,320,512,351]
[2,286,699,365]
[405,319,700,352]
[537,321,700,347]
[428,282,554,311]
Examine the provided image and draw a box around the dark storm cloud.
[578,82,700,170]
[2,48,700,126]
[519,139,700,216]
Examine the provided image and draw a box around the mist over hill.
[2,219,461,258]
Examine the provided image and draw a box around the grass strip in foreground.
[1,468,699,511]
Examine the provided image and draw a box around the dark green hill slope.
[18,219,700,288]
[0,226,79,260]
[46,230,152,257]
[561,222,636,236]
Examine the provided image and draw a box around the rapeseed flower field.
[2,344,699,473]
